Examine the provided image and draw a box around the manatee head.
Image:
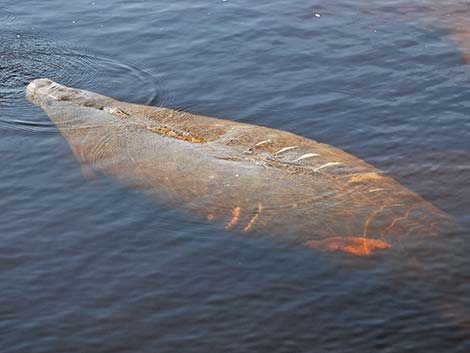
[26,78,134,130]
[25,78,156,170]
[25,78,173,177]
[28,78,107,106]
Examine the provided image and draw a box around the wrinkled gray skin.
[26,79,456,255]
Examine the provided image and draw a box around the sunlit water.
[1,1,469,352]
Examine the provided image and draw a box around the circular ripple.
[0,6,15,23]
[0,31,167,134]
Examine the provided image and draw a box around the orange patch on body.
[304,237,391,256]
[207,213,216,221]
[243,202,263,233]
[225,207,241,230]
[349,172,382,183]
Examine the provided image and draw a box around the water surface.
[1,1,469,352]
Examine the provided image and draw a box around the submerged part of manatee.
[0,30,165,134]
[366,0,470,64]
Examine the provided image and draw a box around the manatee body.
[26,79,455,255]
[373,2,470,64]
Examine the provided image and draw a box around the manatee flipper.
[80,164,98,181]
[68,143,98,181]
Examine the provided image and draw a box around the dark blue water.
[1,1,469,352]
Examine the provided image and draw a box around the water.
[1,0,469,352]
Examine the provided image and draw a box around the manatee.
[372,1,470,63]
[26,79,456,256]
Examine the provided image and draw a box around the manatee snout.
[26,79,109,110]
[25,78,55,104]
[27,78,54,92]
[25,78,77,106]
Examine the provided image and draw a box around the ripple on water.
[0,31,166,134]
[0,6,15,23]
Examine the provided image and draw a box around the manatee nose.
[26,78,55,94]
[26,78,58,104]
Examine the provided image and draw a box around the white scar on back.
[274,146,298,155]
[244,139,272,154]
[254,140,271,147]
[293,153,320,162]
[313,162,342,172]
